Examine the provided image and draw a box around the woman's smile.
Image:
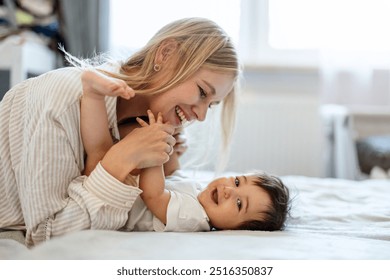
[175,106,189,126]
[147,68,235,128]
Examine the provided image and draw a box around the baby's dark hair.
[235,172,290,231]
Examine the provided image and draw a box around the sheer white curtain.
[320,50,390,106]
[243,0,390,106]
[317,1,390,107]
[316,1,390,179]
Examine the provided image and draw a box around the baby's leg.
[81,70,135,99]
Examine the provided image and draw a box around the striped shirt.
[0,67,142,247]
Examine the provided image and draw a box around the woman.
[0,17,240,247]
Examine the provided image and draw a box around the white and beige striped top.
[0,67,142,247]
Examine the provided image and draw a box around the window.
[109,0,240,54]
[268,0,390,51]
[240,0,390,67]
[109,0,390,68]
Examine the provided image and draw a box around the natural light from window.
[109,0,240,54]
[109,0,390,67]
[269,0,390,51]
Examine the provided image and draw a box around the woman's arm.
[4,68,175,246]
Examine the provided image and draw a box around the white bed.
[1,173,389,260]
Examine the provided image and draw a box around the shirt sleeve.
[20,113,141,246]
[9,68,142,247]
[39,163,141,246]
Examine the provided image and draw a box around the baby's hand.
[136,110,163,127]
[81,69,135,100]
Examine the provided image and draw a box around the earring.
[154,64,161,72]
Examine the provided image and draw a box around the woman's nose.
[193,104,208,122]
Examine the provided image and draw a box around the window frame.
[239,0,319,69]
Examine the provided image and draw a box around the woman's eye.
[198,86,207,99]
[208,102,219,109]
[234,177,239,187]
[237,198,242,210]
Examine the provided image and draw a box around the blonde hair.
[65,17,240,168]
[126,18,240,161]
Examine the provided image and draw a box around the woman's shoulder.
[39,67,82,83]
[24,67,83,115]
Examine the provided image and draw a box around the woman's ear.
[155,39,179,65]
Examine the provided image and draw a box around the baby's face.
[198,175,271,229]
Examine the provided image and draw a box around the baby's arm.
[81,70,134,175]
[137,110,171,224]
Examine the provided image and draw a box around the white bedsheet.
[1,175,389,260]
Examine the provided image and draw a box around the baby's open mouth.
[211,189,218,204]
[175,106,188,125]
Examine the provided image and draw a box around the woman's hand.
[100,112,175,182]
[162,127,188,176]
[172,127,188,157]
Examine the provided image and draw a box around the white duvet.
[1,175,389,259]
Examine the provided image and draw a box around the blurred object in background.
[0,0,64,59]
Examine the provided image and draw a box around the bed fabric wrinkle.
[1,174,389,259]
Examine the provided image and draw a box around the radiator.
[182,92,324,177]
[227,93,323,176]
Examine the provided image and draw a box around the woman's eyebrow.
[202,80,216,95]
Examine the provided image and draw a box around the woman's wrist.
[100,145,138,182]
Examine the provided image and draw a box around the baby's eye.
[237,198,242,210]
[234,177,240,187]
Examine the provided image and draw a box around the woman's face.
[149,68,235,128]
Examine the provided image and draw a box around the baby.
[80,69,290,231]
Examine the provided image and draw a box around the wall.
[181,67,325,177]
